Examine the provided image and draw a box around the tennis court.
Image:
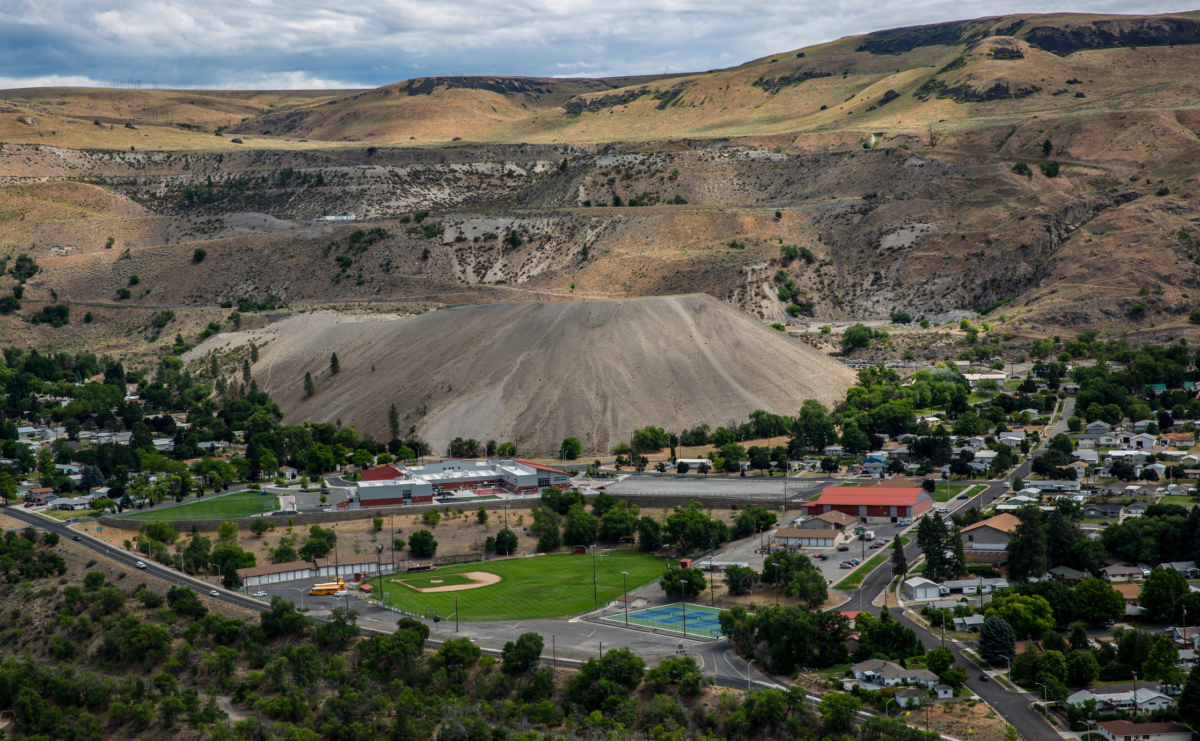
[602,603,725,637]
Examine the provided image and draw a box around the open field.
[118,490,279,521]
[1159,496,1200,506]
[931,484,985,503]
[397,574,478,590]
[365,551,667,621]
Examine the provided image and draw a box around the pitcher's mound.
[392,571,502,593]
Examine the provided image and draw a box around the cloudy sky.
[0,0,1190,90]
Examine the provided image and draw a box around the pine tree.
[216,377,227,395]
[304,371,315,397]
[891,536,908,577]
[979,615,1017,664]
[250,342,259,363]
[388,404,400,440]
[916,512,948,580]
[330,353,340,375]
[949,527,968,578]
[1179,653,1200,729]
[242,358,251,384]
[209,354,218,378]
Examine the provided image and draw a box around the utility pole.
[551,635,556,671]
[455,596,459,632]
[621,571,629,625]
[591,545,598,606]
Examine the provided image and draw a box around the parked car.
[869,543,883,549]
[956,494,969,500]
[135,561,147,569]
[936,507,950,513]
[253,591,268,597]
[22,502,33,508]
[849,558,861,565]
[1100,521,1111,527]
[839,562,853,569]
[836,545,850,551]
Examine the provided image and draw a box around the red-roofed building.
[801,485,931,522]
[355,458,572,508]
[360,465,403,482]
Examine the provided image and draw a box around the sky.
[0,0,1191,90]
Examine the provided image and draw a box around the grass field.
[835,538,907,589]
[1159,496,1199,506]
[398,574,477,590]
[366,551,667,621]
[118,490,279,521]
[930,483,984,503]
[601,603,724,637]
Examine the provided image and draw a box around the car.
[22,502,33,508]
[253,591,268,597]
[836,545,850,551]
[875,538,889,544]
[936,507,950,513]
[957,494,969,500]
[1100,521,1111,527]
[978,674,990,682]
[1102,620,1115,627]
[596,486,606,490]
[135,561,147,569]
[839,562,853,569]
[209,590,220,597]
[869,543,883,549]
[899,518,912,526]
[72,535,81,542]
[850,558,861,565]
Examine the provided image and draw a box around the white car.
[135,561,147,569]
[209,590,220,597]
[936,507,950,514]
[253,591,268,598]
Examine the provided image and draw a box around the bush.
[128,275,140,285]
[1012,161,1032,178]
[29,304,69,327]
[890,311,912,324]
[116,287,132,299]
[1039,161,1060,178]
[1189,310,1200,325]
[409,529,437,558]
[0,295,19,314]
[193,248,207,262]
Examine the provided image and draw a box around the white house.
[1067,688,1175,714]
[952,615,986,631]
[1085,421,1112,434]
[934,685,954,699]
[852,659,940,688]
[895,688,926,708]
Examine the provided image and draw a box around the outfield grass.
[366,551,667,621]
[118,490,279,521]
[398,574,477,590]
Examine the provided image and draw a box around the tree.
[1141,567,1189,622]
[986,593,1053,639]
[1066,649,1100,687]
[819,691,862,732]
[304,372,315,397]
[1178,653,1200,729]
[916,512,950,580]
[330,353,340,375]
[840,422,870,457]
[261,595,311,638]
[842,324,873,351]
[501,632,543,675]
[926,646,955,676]
[1142,636,1184,688]
[568,647,646,712]
[408,529,437,558]
[637,516,662,551]
[661,564,706,598]
[1073,578,1125,625]
[494,528,518,555]
[820,457,839,474]
[563,508,598,545]
[724,565,760,595]
[559,437,581,460]
[80,465,105,490]
[1006,507,1048,582]
[298,525,337,560]
[388,404,400,440]
[979,615,1017,663]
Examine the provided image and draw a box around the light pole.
[1035,682,1047,704]
[590,545,598,607]
[885,698,897,718]
[621,572,629,626]
[287,586,307,609]
[745,659,755,690]
[455,596,459,632]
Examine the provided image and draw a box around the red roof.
[360,465,403,481]
[808,486,926,506]
[1099,721,1190,736]
[515,459,568,476]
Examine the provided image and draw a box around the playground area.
[601,602,724,638]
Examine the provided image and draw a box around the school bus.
[309,578,345,595]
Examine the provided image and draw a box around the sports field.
[365,551,666,621]
[602,603,724,638]
[399,574,477,590]
[118,490,279,521]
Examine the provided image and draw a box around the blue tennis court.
[602,603,724,637]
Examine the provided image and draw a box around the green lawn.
[118,490,279,521]
[1160,496,1199,506]
[365,551,667,621]
[835,538,907,589]
[930,483,984,503]
[42,509,105,520]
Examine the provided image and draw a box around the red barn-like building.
[801,485,932,523]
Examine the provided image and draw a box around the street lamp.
[621,572,629,626]
[885,698,897,718]
[590,545,598,606]
[286,586,307,610]
[1035,682,1047,704]
[745,659,755,690]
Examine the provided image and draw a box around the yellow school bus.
[309,578,345,595]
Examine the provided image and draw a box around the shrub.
[128,275,140,285]
[1012,161,1032,178]
[890,311,912,324]
[29,304,69,327]
[1039,161,1060,178]
[0,296,19,314]
[1190,310,1200,325]
[116,287,132,299]
[193,248,207,262]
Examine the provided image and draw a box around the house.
[934,685,954,699]
[775,527,835,548]
[952,615,986,631]
[823,445,845,457]
[1097,721,1191,741]
[862,455,887,475]
[1049,565,1088,584]
[895,688,926,708]
[1132,419,1157,432]
[798,509,857,533]
[1126,501,1153,516]
[1086,421,1112,434]
[1177,649,1196,668]
[1101,565,1144,583]
[26,486,54,502]
[1126,433,1159,450]
[1071,450,1099,465]
[611,594,650,610]
[1171,626,1200,644]
[904,577,941,601]
[941,578,1009,595]
[1067,688,1176,714]
[1162,561,1200,578]
[851,659,940,688]
[32,491,57,506]
[1113,583,1141,605]
[50,497,93,511]
[960,513,1020,550]
[279,466,299,480]
[1083,503,1124,519]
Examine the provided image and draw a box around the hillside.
[184,295,857,455]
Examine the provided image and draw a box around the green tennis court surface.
[602,603,724,637]
[118,490,279,521]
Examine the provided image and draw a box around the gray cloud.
[0,0,1191,90]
